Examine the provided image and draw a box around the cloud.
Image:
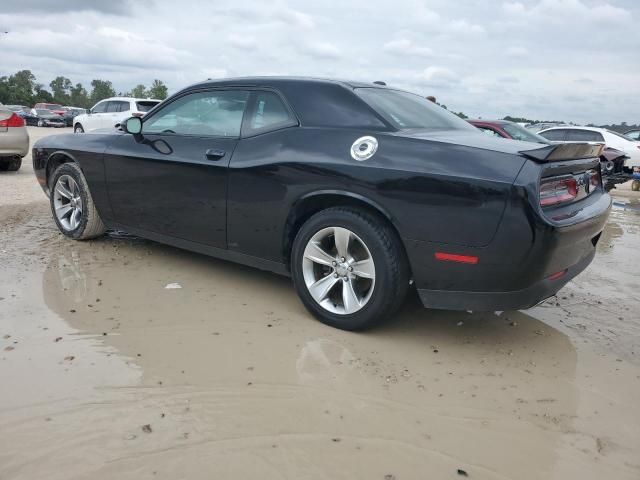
[383,38,433,57]
[0,0,637,124]
[300,42,342,59]
[506,46,528,58]
[0,0,132,15]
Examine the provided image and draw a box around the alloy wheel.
[302,226,376,315]
[53,175,83,231]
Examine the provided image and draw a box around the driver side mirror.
[123,116,143,137]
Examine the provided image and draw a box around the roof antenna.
[373,81,386,86]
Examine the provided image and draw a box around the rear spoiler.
[520,143,603,162]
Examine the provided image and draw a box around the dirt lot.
[1,127,639,480]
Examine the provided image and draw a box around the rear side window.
[136,101,160,112]
[245,91,296,135]
[107,101,129,113]
[282,83,386,129]
[565,129,604,142]
[538,129,567,141]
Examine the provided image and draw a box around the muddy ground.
[1,127,639,479]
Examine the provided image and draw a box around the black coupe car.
[32,77,611,330]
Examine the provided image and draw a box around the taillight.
[0,113,25,128]
[540,177,577,206]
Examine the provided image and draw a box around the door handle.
[205,148,226,161]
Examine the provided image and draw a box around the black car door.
[104,89,250,248]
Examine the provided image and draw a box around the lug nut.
[332,261,337,266]
[341,257,345,262]
[334,273,339,278]
[348,266,353,272]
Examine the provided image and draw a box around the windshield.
[502,123,549,144]
[355,88,476,131]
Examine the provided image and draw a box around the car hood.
[391,128,543,156]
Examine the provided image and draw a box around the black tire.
[291,207,409,331]
[74,123,84,133]
[49,162,106,240]
[6,157,22,172]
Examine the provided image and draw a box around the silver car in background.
[0,107,29,172]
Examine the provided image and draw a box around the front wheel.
[37,119,44,127]
[74,124,84,133]
[49,163,106,240]
[291,207,409,331]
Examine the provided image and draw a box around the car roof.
[538,125,608,133]
[96,96,161,102]
[187,76,384,91]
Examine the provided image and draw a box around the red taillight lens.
[540,178,577,207]
[0,113,25,128]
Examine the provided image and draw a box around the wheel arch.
[45,151,79,191]
[283,190,407,268]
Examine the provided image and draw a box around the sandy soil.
[1,127,639,480]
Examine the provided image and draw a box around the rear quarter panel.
[227,127,526,263]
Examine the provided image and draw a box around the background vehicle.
[32,109,66,128]
[33,103,65,116]
[468,119,550,143]
[5,105,39,125]
[0,107,29,171]
[72,97,161,133]
[623,129,640,141]
[470,120,628,189]
[32,78,610,330]
[538,126,640,172]
[61,108,87,127]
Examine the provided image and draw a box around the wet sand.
[1,128,639,479]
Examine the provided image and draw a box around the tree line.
[0,70,168,109]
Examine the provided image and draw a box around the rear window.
[565,129,604,142]
[136,101,160,112]
[355,88,475,131]
[538,129,567,141]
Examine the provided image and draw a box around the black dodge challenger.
[33,77,611,330]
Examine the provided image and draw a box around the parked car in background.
[470,120,628,190]
[623,129,640,141]
[33,103,65,116]
[32,109,66,128]
[5,105,39,126]
[538,126,640,173]
[72,97,161,133]
[0,107,29,172]
[61,108,88,127]
[468,119,550,144]
[32,77,611,330]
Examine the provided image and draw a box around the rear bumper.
[406,188,611,312]
[417,248,594,311]
[0,127,29,157]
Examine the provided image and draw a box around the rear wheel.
[291,207,409,330]
[74,124,84,133]
[49,163,106,240]
[37,119,44,127]
[6,157,22,171]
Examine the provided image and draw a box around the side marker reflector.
[547,269,567,281]
[435,252,478,265]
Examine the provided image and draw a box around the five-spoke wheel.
[53,174,83,231]
[292,207,409,330]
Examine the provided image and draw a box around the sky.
[1,0,639,124]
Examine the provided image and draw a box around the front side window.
[246,91,296,134]
[355,88,476,131]
[624,130,640,141]
[92,101,108,114]
[143,90,249,137]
